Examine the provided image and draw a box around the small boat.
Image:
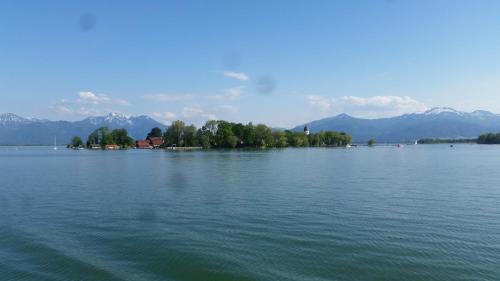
[345,144,352,148]
[53,136,58,151]
[414,140,418,145]
[396,144,404,148]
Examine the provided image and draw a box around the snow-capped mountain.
[0,113,166,145]
[421,107,464,116]
[0,113,47,126]
[293,107,500,142]
[0,113,30,126]
[419,107,500,118]
[83,112,134,126]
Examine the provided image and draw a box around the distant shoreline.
[2,143,496,149]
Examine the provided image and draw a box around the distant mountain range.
[0,113,166,145]
[2,107,500,145]
[292,107,500,143]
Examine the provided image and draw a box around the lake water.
[1,145,499,281]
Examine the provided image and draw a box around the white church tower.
[304,125,310,135]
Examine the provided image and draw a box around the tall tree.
[87,127,110,148]
[184,125,198,147]
[68,136,83,148]
[147,127,163,138]
[165,121,186,146]
[110,128,134,148]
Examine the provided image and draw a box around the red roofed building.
[148,137,164,148]
[136,140,152,149]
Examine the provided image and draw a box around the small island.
[417,138,477,144]
[477,133,500,144]
[417,133,500,145]
[68,120,352,150]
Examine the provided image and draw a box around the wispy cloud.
[224,71,249,81]
[182,106,217,120]
[217,105,238,114]
[152,111,177,124]
[143,94,194,102]
[77,91,129,106]
[207,86,243,100]
[50,105,109,117]
[51,91,130,117]
[307,95,428,118]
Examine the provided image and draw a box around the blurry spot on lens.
[78,13,97,32]
[255,75,276,95]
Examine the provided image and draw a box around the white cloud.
[307,95,428,118]
[50,104,108,117]
[77,91,129,106]
[217,105,238,113]
[51,105,73,114]
[224,71,249,81]
[50,91,129,117]
[182,107,217,120]
[207,86,243,100]
[143,94,194,102]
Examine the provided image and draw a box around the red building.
[136,140,152,149]
[149,137,164,148]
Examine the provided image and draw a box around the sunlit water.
[1,145,499,281]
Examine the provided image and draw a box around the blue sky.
[1,0,500,127]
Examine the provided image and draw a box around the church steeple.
[304,125,310,135]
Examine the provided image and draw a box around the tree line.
[68,120,352,149]
[418,133,500,145]
[163,120,352,148]
[417,138,477,144]
[68,127,134,149]
[477,133,500,144]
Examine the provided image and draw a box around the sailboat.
[414,140,418,145]
[53,136,58,151]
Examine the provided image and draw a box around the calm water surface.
[1,145,500,281]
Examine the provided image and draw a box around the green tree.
[368,139,376,146]
[184,125,198,147]
[111,128,134,148]
[226,135,238,148]
[273,131,288,148]
[254,124,273,147]
[87,127,110,148]
[477,133,500,144]
[165,120,186,146]
[232,123,245,141]
[242,123,256,147]
[147,127,163,138]
[198,132,211,149]
[68,136,83,148]
[215,121,236,148]
[201,120,219,147]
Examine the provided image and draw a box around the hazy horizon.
[2,106,500,127]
